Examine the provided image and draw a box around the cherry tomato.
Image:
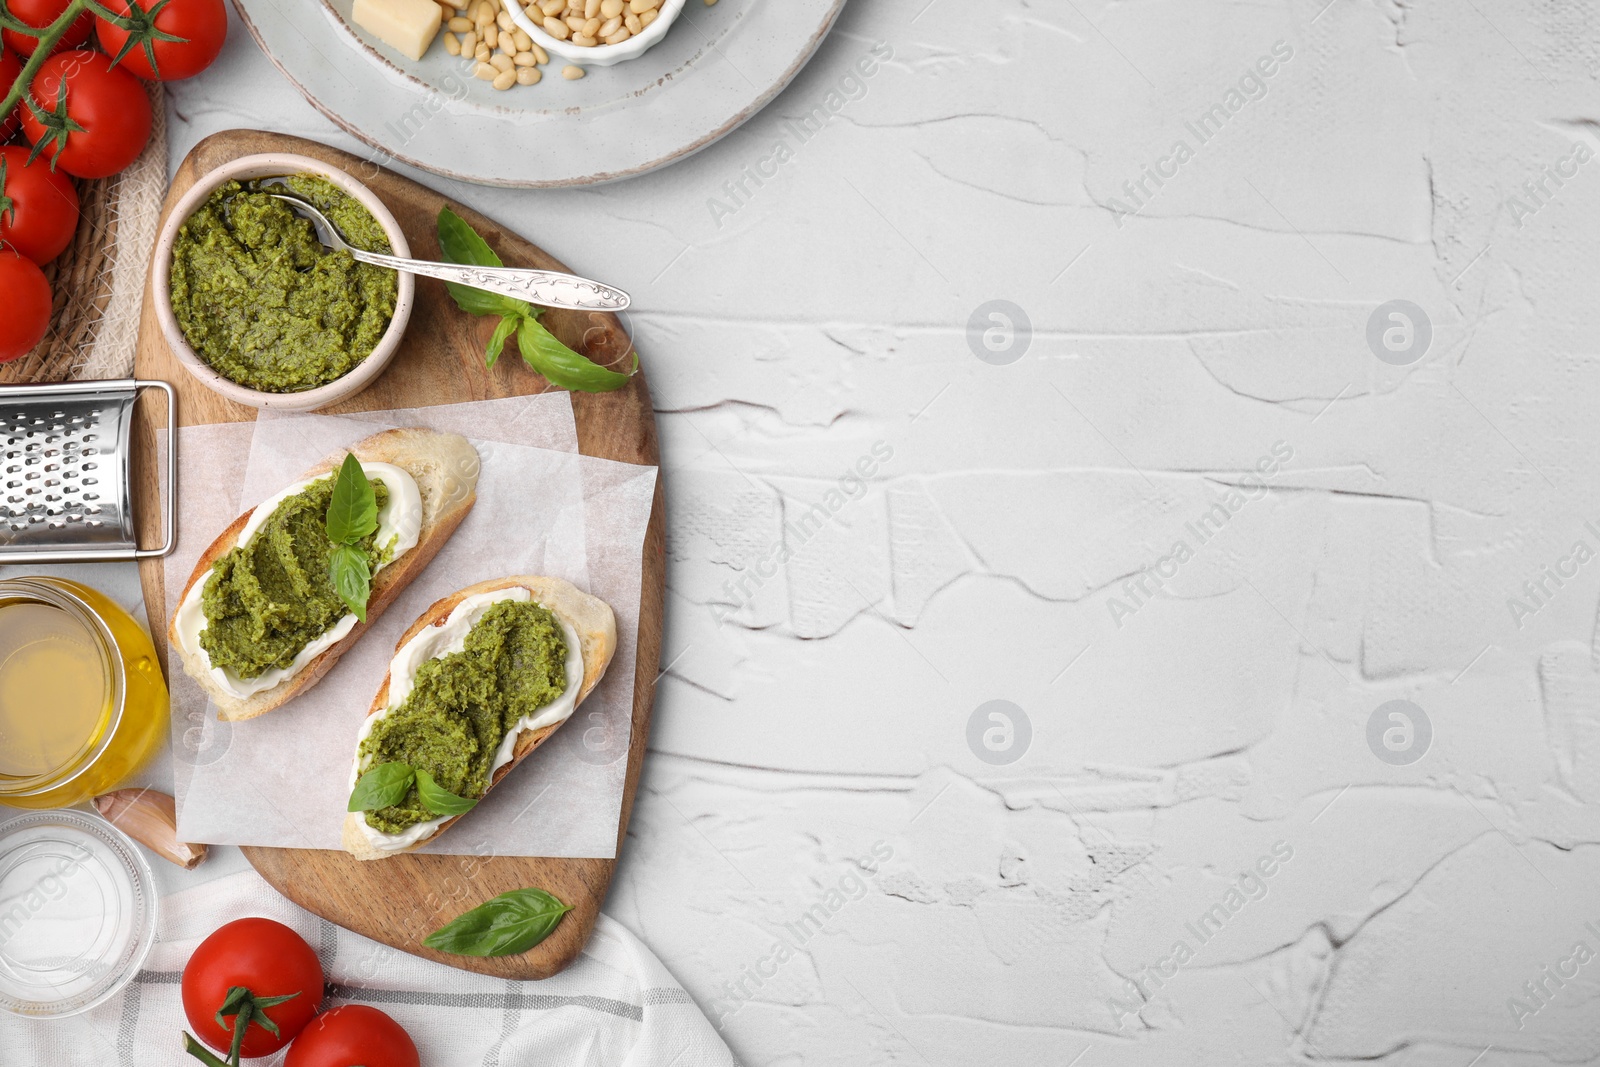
[95,0,227,82]
[182,918,325,1060]
[0,44,22,140]
[285,1006,421,1067]
[20,51,151,179]
[0,146,79,264]
[0,248,51,362]
[1,0,93,57]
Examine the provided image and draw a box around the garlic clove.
[93,789,208,870]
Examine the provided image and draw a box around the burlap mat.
[0,79,166,384]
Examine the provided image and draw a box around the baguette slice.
[169,428,481,723]
[342,575,616,860]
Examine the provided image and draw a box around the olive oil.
[0,603,110,778]
[0,578,168,809]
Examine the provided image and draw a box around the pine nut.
[460,29,477,50]
[490,52,513,69]
[493,69,516,89]
[487,0,669,55]
[443,31,462,53]
[513,49,537,64]
[517,65,542,84]
[475,43,491,60]
[475,61,497,79]
[562,64,584,78]
[448,15,472,30]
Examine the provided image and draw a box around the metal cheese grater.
[0,379,177,564]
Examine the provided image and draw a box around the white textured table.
[158,0,1600,1060]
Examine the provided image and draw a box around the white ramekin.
[505,0,686,69]
[151,152,414,413]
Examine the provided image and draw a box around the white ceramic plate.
[233,0,846,187]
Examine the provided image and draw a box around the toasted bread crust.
[341,575,617,860]
[168,428,481,722]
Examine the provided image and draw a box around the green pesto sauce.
[199,476,392,680]
[169,174,398,393]
[359,600,569,835]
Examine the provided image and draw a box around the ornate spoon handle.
[352,250,631,311]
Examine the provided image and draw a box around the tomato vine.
[0,0,89,118]
[0,0,189,120]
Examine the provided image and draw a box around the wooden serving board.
[132,130,664,980]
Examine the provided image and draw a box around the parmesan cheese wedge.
[353,0,442,61]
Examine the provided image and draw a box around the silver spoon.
[253,185,631,312]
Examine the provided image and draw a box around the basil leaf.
[516,315,632,394]
[485,314,518,369]
[438,205,504,268]
[325,453,377,545]
[438,207,532,319]
[415,768,479,816]
[423,888,573,957]
[435,206,635,393]
[348,762,414,812]
[443,278,530,320]
[445,282,531,321]
[329,543,372,622]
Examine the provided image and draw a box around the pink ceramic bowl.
[150,152,414,412]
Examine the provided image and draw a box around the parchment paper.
[165,393,657,858]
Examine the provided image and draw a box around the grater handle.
[133,380,177,561]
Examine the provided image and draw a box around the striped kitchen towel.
[5,869,737,1067]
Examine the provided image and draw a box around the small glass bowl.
[0,809,157,1018]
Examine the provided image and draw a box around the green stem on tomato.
[0,0,89,122]
[226,1004,249,1067]
[181,1033,234,1067]
[0,0,46,35]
